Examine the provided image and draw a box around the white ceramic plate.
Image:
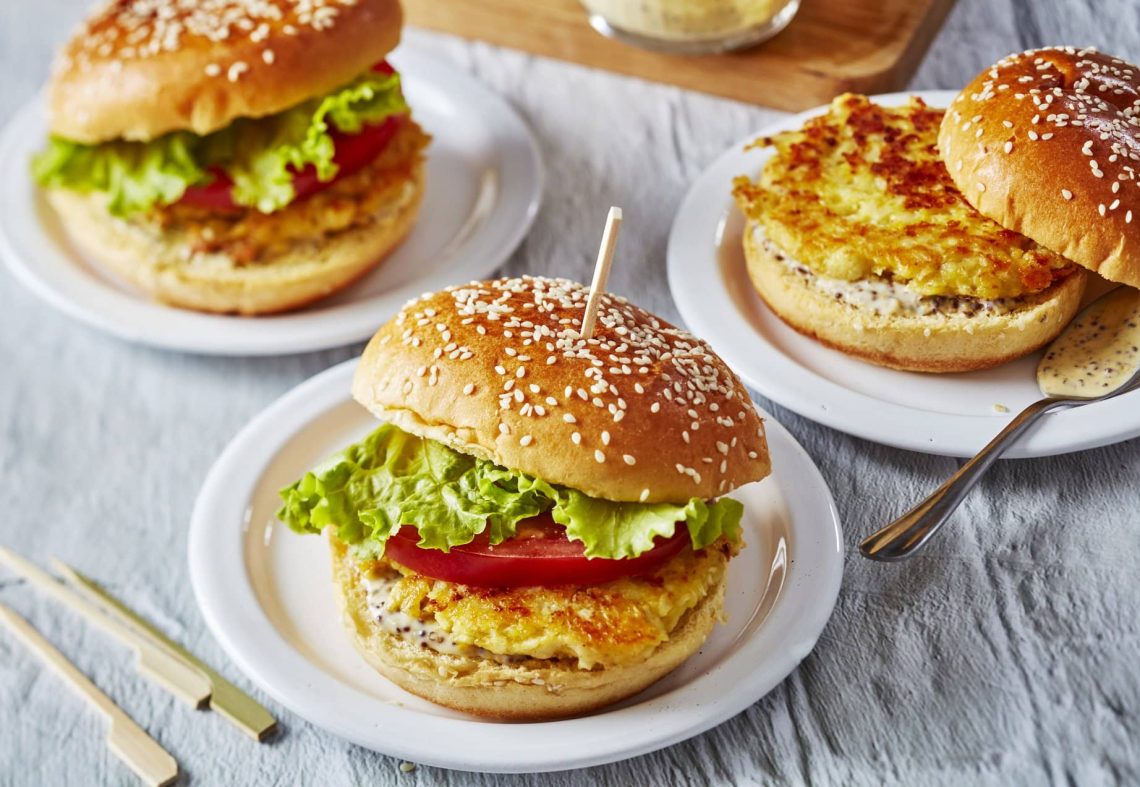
[0,47,542,356]
[188,359,843,773]
[668,90,1140,458]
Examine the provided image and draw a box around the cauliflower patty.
[732,94,1077,301]
[355,539,736,670]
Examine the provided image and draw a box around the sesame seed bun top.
[48,0,403,144]
[939,47,1140,288]
[351,276,772,504]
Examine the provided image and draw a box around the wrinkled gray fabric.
[2,1,1138,784]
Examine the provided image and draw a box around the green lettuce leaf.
[278,424,743,561]
[31,71,407,216]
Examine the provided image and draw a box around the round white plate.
[189,359,843,773]
[0,46,542,356]
[668,90,1140,458]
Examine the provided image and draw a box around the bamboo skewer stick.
[579,206,623,340]
[0,603,179,787]
[53,559,278,742]
[0,547,211,709]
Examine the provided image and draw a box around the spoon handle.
[860,396,1071,561]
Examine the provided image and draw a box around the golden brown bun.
[46,163,423,315]
[49,0,402,143]
[330,536,725,721]
[940,47,1140,288]
[352,276,771,503]
[745,221,1087,373]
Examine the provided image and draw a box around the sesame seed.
[520,435,533,447]
[571,432,582,445]
[639,489,650,502]
[1062,189,1073,200]
[463,383,475,395]
[204,63,221,77]
[1004,141,1014,154]
[594,450,606,463]
[227,61,249,82]
[261,49,275,65]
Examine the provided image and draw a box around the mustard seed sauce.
[1037,288,1140,398]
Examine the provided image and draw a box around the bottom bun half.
[743,220,1087,373]
[330,536,726,721]
[46,163,424,316]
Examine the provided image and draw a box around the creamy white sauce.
[361,571,521,664]
[581,0,791,40]
[755,227,1019,318]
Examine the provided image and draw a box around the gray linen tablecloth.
[2,1,1138,784]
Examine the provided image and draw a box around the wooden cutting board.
[404,0,956,111]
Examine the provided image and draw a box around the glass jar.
[581,0,800,54]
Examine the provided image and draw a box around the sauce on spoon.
[1037,287,1140,398]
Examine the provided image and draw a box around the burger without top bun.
[733,93,1086,374]
[278,276,771,720]
[33,0,428,314]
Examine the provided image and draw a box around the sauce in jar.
[582,0,800,53]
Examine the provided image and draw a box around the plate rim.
[0,46,543,357]
[188,359,844,773]
[667,89,1140,459]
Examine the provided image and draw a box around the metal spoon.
[860,286,1140,561]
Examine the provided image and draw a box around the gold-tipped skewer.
[53,559,278,742]
[0,547,211,709]
[0,603,179,787]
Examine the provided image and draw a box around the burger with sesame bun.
[278,276,771,720]
[32,0,428,315]
[939,47,1140,289]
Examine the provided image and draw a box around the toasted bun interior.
[940,47,1140,287]
[745,221,1087,373]
[352,276,772,503]
[49,0,403,143]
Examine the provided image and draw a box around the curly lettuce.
[278,424,743,561]
[32,70,407,216]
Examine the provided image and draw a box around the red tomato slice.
[178,60,404,211]
[384,515,691,588]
